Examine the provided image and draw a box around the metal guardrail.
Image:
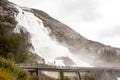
[15,64,120,71]
[15,64,120,80]
[16,64,78,69]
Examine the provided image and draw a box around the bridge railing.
[15,64,120,71]
[15,64,80,70]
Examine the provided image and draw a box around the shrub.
[59,70,71,80]
[0,57,39,80]
[0,16,31,63]
[0,16,17,24]
[83,73,95,80]
[64,76,71,80]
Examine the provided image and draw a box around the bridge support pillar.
[77,70,81,80]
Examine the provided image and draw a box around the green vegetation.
[0,16,30,63]
[0,16,17,24]
[83,73,95,80]
[0,57,39,80]
[0,67,17,80]
[60,70,64,80]
[59,70,71,80]
[64,77,71,80]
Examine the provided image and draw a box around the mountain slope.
[30,9,120,67]
[1,0,120,67]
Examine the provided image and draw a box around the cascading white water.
[14,6,92,67]
[117,78,120,80]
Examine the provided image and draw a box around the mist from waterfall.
[14,6,92,67]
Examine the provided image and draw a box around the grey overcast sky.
[9,0,120,48]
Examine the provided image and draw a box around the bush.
[0,16,30,63]
[0,16,17,24]
[83,73,95,80]
[59,70,71,80]
[6,52,14,60]
[64,76,71,80]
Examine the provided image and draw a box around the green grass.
[0,57,39,80]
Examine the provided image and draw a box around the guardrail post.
[36,68,39,76]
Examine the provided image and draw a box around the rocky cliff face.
[30,9,120,67]
[0,0,18,27]
[0,0,18,17]
[1,0,120,67]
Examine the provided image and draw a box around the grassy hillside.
[0,57,39,80]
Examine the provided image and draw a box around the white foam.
[14,6,92,67]
[117,77,120,80]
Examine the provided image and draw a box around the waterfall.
[14,6,92,67]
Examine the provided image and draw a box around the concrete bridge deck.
[16,64,120,80]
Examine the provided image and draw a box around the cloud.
[99,26,120,38]
[9,0,98,22]
[9,0,120,48]
[55,0,98,22]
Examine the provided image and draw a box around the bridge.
[16,64,120,80]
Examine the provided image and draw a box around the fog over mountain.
[9,0,120,48]
[2,1,120,80]
[0,0,117,67]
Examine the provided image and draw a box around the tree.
[0,16,30,63]
[59,70,71,80]
[60,70,64,80]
